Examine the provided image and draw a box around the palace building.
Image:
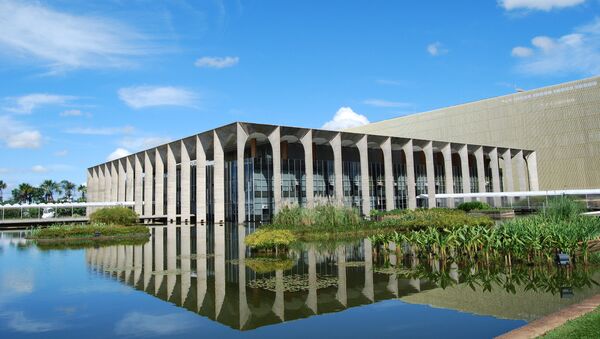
[86,122,537,224]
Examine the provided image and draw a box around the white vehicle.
[41,208,55,219]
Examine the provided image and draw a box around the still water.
[1,225,599,338]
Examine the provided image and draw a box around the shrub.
[30,222,149,239]
[272,204,362,230]
[457,201,491,212]
[245,229,297,250]
[543,196,586,220]
[90,207,138,225]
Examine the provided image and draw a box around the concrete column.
[166,226,176,299]
[104,164,111,202]
[238,225,250,329]
[180,141,191,224]
[98,167,105,204]
[126,156,134,202]
[111,161,119,202]
[442,143,455,208]
[459,145,471,197]
[214,130,225,224]
[357,135,370,216]
[307,247,317,314]
[382,138,395,211]
[237,124,248,223]
[196,136,207,223]
[155,148,164,217]
[403,140,416,209]
[117,159,126,202]
[515,150,527,192]
[502,149,514,192]
[331,133,343,205]
[526,151,539,191]
[490,148,501,206]
[166,143,177,224]
[301,130,314,208]
[86,169,93,216]
[180,226,191,306]
[423,141,436,208]
[475,146,486,196]
[144,151,153,218]
[336,245,347,307]
[269,127,282,214]
[134,154,143,216]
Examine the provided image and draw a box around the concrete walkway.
[496,294,600,339]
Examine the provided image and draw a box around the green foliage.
[90,207,138,225]
[35,237,149,250]
[244,229,297,250]
[457,201,491,212]
[272,204,362,230]
[245,257,295,273]
[543,196,586,220]
[373,208,494,231]
[29,222,149,239]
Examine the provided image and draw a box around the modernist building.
[350,76,600,190]
[87,122,537,224]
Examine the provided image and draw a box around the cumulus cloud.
[107,148,131,161]
[118,86,197,109]
[511,46,534,57]
[3,312,62,333]
[511,18,600,76]
[4,94,75,114]
[115,312,197,337]
[194,56,239,68]
[0,0,152,73]
[363,99,412,108]
[427,42,448,56]
[0,116,42,148]
[31,165,48,173]
[65,126,134,136]
[499,0,585,11]
[322,107,370,131]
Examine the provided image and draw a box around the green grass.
[28,222,149,240]
[90,206,138,225]
[540,306,600,338]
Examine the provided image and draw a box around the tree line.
[0,179,86,204]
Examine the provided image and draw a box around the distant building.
[87,122,536,224]
[349,76,600,190]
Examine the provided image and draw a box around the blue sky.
[1,0,599,193]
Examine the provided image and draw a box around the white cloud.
[0,116,42,149]
[363,99,412,108]
[54,150,68,157]
[427,42,448,56]
[107,148,131,161]
[0,0,151,72]
[118,86,197,109]
[4,312,62,333]
[65,126,134,136]
[512,18,600,76]
[5,94,75,114]
[499,0,585,11]
[119,136,171,151]
[322,107,370,131]
[194,56,239,68]
[511,46,534,57]
[31,165,48,173]
[115,312,197,337]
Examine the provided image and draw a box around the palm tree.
[61,180,76,202]
[15,183,35,203]
[77,184,87,201]
[39,180,61,202]
[0,180,6,202]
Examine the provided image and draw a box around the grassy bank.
[540,306,600,338]
[28,222,149,240]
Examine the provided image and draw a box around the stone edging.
[496,293,600,339]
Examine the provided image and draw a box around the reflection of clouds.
[3,273,34,294]
[115,312,198,337]
[62,283,131,295]
[2,311,62,333]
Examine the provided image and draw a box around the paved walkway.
[496,294,600,338]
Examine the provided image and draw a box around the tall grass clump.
[90,207,138,226]
[272,204,362,230]
[543,196,586,220]
[457,201,491,212]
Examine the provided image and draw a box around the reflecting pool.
[1,225,599,338]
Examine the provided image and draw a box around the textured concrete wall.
[348,77,600,189]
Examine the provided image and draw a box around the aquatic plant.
[246,257,295,273]
[29,222,149,239]
[89,207,138,226]
[244,229,297,252]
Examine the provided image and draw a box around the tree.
[0,180,6,202]
[61,180,76,202]
[39,180,61,202]
[14,183,35,203]
[77,184,87,201]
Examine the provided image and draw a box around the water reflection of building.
[84,226,600,329]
